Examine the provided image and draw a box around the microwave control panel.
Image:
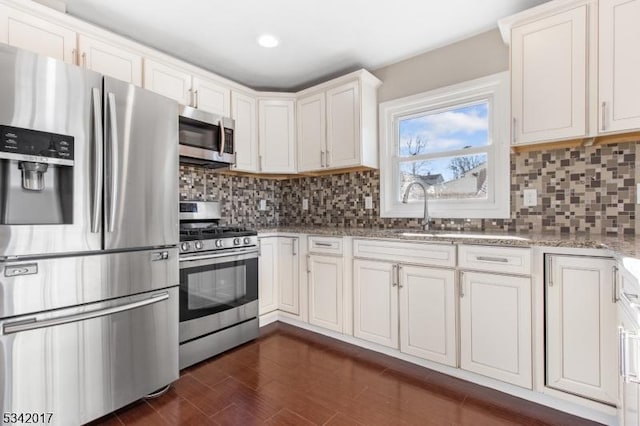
[0,125,75,165]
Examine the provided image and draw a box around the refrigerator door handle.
[106,92,119,233]
[91,87,103,234]
[219,118,226,156]
[3,292,170,335]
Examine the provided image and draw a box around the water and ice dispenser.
[0,125,74,224]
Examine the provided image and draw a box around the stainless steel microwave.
[178,105,235,168]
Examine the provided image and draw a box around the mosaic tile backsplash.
[179,141,638,234]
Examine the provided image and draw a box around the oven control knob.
[215,240,223,248]
[195,241,203,250]
[181,242,190,252]
[243,237,251,245]
[233,238,241,245]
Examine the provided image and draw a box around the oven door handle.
[179,248,258,264]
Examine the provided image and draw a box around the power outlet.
[523,188,537,207]
[364,196,373,210]
[302,198,309,211]
[259,199,267,211]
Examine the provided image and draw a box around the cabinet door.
[460,271,532,388]
[511,6,587,144]
[619,307,640,426]
[599,0,640,133]
[399,266,457,367]
[547,255,617,404]
[258,99,296,173]
[258,238,278,315]
[308,255,343,332]
[297,92,325,172]
[353,259,398,348]
[278,238,299,315]
[326,81,360,168]
[143,59,192,105]
[0,5,76,63]
[231,91,258,172]
[78,34,142,86]
[192,76,231,116]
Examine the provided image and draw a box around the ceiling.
[64,0,549,91]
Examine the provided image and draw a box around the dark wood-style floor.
[91,322,600,426]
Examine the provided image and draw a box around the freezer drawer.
[0,286,179,426]
[0,248,178,319]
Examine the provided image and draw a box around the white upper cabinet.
[297,92,326,172]
[511,5,587,144]
[599,0,640,133]
[326,80,360,168]
[143,59,192,106]
[0,5,76,64]
[192,76,231,116]
[296,71,381,172]
[258,98,296,173]
[231,90,258,172]
[78,34,142,86]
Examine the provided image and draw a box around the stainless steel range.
[178,201,259,369]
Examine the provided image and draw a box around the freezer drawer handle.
[3,292,169,335]
[4,263,38,277]
[151,251,169,261]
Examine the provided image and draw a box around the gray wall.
[373,28,509,102]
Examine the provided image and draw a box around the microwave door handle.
[91,87,103,233]
[219,119,225,156]
[107,92,119,233]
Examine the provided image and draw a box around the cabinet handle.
[81,52,87,68]
[398,265,403,289]
[314,242,332,247]
[232,151,237,169]
[292,239,297,256]
[392,265,398,287]
[613,265,619,303]
[624,292,639,300]
[258,239,261,257]
[546,256,553,287]
[601,101,607,132]
[188,89,193,107]
[326,150,330,167]
[321,150,325,167]
[459,271,465,298]
[620,327,627,378]
[512,117,517,144]
[259,155,263,172]
[476,256,508,263]
[306,255,311,273]
[72,48,78,65]
[194,90,199,108]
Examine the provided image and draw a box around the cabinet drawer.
[458,245,531,275]
[308,236,343,255]
[353,239,455,268]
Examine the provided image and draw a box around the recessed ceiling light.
[257,34,279,48]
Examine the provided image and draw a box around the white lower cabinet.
[353,259,398,348]
[308,254,343,332]
[399,265,457,367]
[353,258,457,366]
[277,237,299,315]
[258,237,278,315]
[459,271,532,388]
[546,255,617,405]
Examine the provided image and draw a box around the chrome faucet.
[402,181,431,230]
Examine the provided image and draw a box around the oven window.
[188,265,246,309]
[179,256,258,322]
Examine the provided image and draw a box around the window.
[379,72,510,219]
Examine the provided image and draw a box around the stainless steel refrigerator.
[0,44,179,425]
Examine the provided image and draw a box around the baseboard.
[260,313,617,426]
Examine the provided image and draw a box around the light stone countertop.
[256,226,640,258]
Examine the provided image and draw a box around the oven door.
[178,249,258,343]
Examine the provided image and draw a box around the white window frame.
[379,72,510,219]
